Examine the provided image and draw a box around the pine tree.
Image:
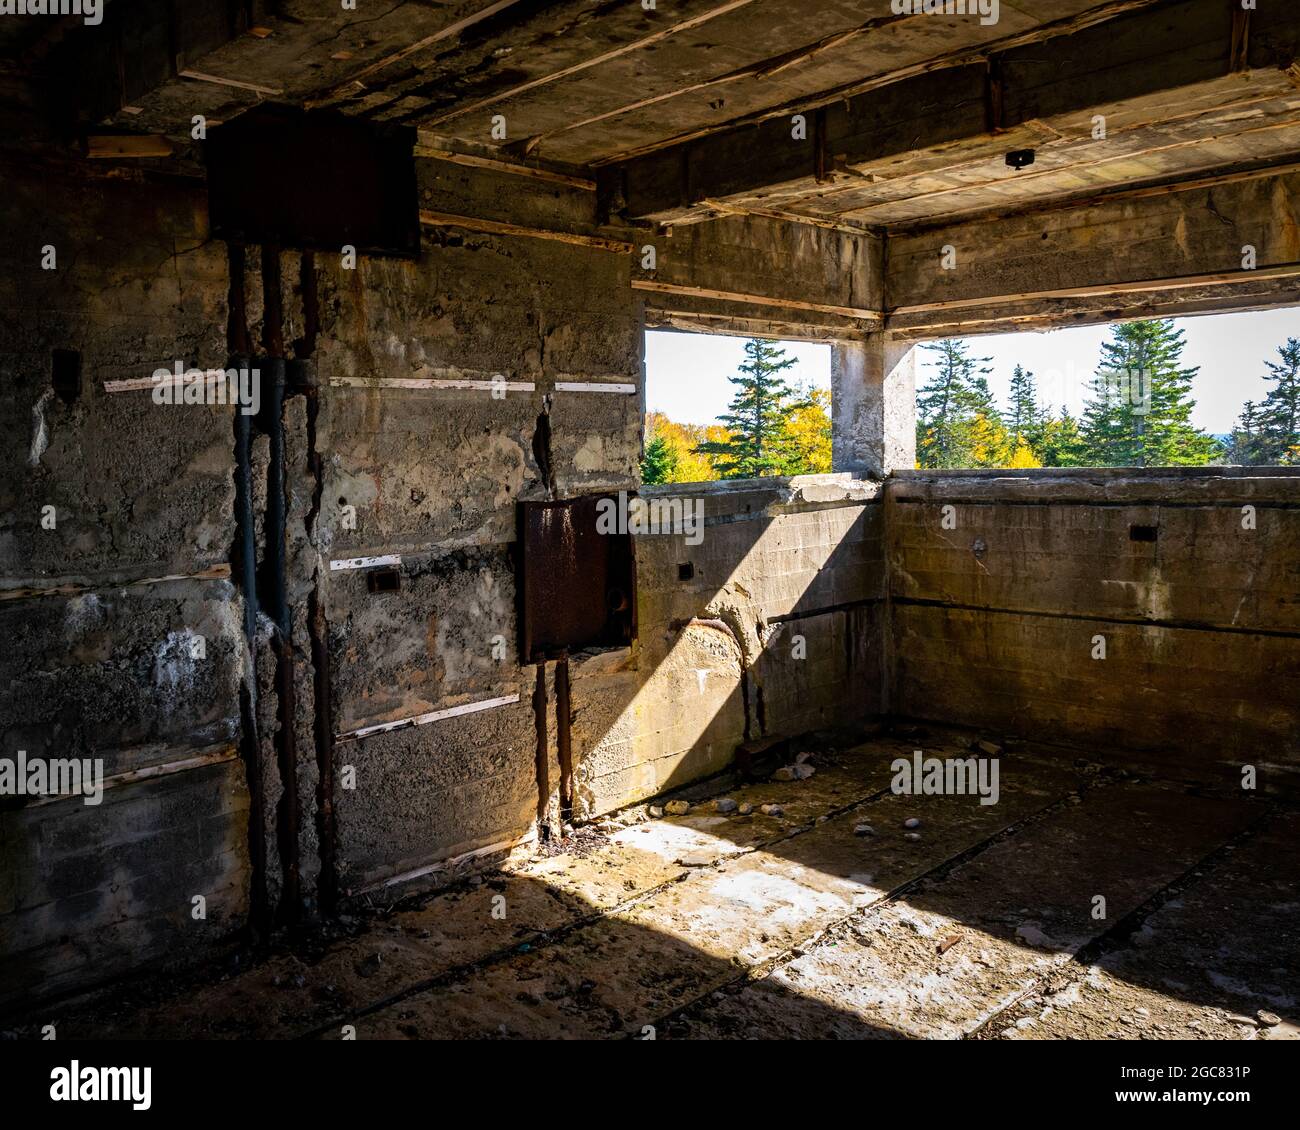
[695,338,799,478]
[1078,320,1219,467]
[1004,365,1044,447]
[1225,401,1266,466]
[1255,338,1300,464]
[640,430,678,484]
[1034,408,1086,467]
[916,339,1001,468]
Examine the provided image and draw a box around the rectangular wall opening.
[914,308,1300,470]
[642,329,834,486]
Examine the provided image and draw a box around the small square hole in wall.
[366,566,401,593]
[51,349,81,404]
[678,562,695,581]
[1129,525,1158,542]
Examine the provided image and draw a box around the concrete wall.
[887,469,1300,788]
[316,170,643,894]
[575,475,886,818]
[5,145,1297,1013]
[0,148,892,1010]
[0,161,249,1007]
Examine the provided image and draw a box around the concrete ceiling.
[4,0,1299,233]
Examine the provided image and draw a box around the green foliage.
[640,430,678,485]
[1227,338,1300,465]
[1033,408,1087,467]
[916,339,1013,468]
[1077,320,1219,467]
[695,338,802,478]
[1005,364,1046,447]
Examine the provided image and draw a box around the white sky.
[646,306,1300,434]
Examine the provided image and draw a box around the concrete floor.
[15,730,1299,1041]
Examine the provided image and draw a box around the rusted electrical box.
[517,495,637,662]
[207,104,419,258]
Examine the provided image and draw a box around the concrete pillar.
[831,334,917,477]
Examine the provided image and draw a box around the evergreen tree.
[1078,320,1219,467]
[1004,365,1045,447]
[916,339,1001,468]
[1225,401,1266,466]
[1034,407,1087,467]
[695,338,799,478]
[1256,338,1300,464]
[640,430,678,484]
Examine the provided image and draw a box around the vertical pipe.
[228,241,268,936]
[298,250,336,914]
[261,244,299,922]
[555,655,573,824]
[533,661,550,839]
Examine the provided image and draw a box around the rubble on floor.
[8,729,1294,1041]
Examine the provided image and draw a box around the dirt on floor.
[6,728,1297,1040]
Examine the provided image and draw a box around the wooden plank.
[888,155,1300,237]
[178,69,282,95]
[86,134,173,158]
[310,0,533,100]
[633,278,880,322]
[414,145,595,190]
[600,0,1166,168]
[419,0,759,129]
[888,262,1300,318]
[0,564,232,603]
[418,209,634,253]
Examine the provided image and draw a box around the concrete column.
[831,334,916,477]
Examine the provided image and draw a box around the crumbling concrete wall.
[573,475,887,818]
[0,161,249,1006]
[887,468,1300,789]
[14,133,1296,1015]
[0,146,895,1007]
[311,159,892,891]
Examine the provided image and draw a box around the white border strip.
[104,375,179,394]
[329,376,536,392]
[330,554,402,572]
[348,828,538,896]
[554,381,637,394]
[337,693,521,743]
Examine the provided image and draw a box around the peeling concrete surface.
[12,729,1292,1041]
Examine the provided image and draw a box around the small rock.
[904,832,921,842]
[676,851,714,867]
[665,800,691,816]
[737,802,753,815]
[795,752,814,765]
[771,766,797,782]
[1257,1011,1282,1027]
[975,739,1002,756]
[854,823,876,837]
[714,797,738,814]
[760,803,784,816]
[648,805,664,818]
[903,817,921,829]
[562,823,574,836]
[772,763,815,781]
[1015,923,1056,949]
